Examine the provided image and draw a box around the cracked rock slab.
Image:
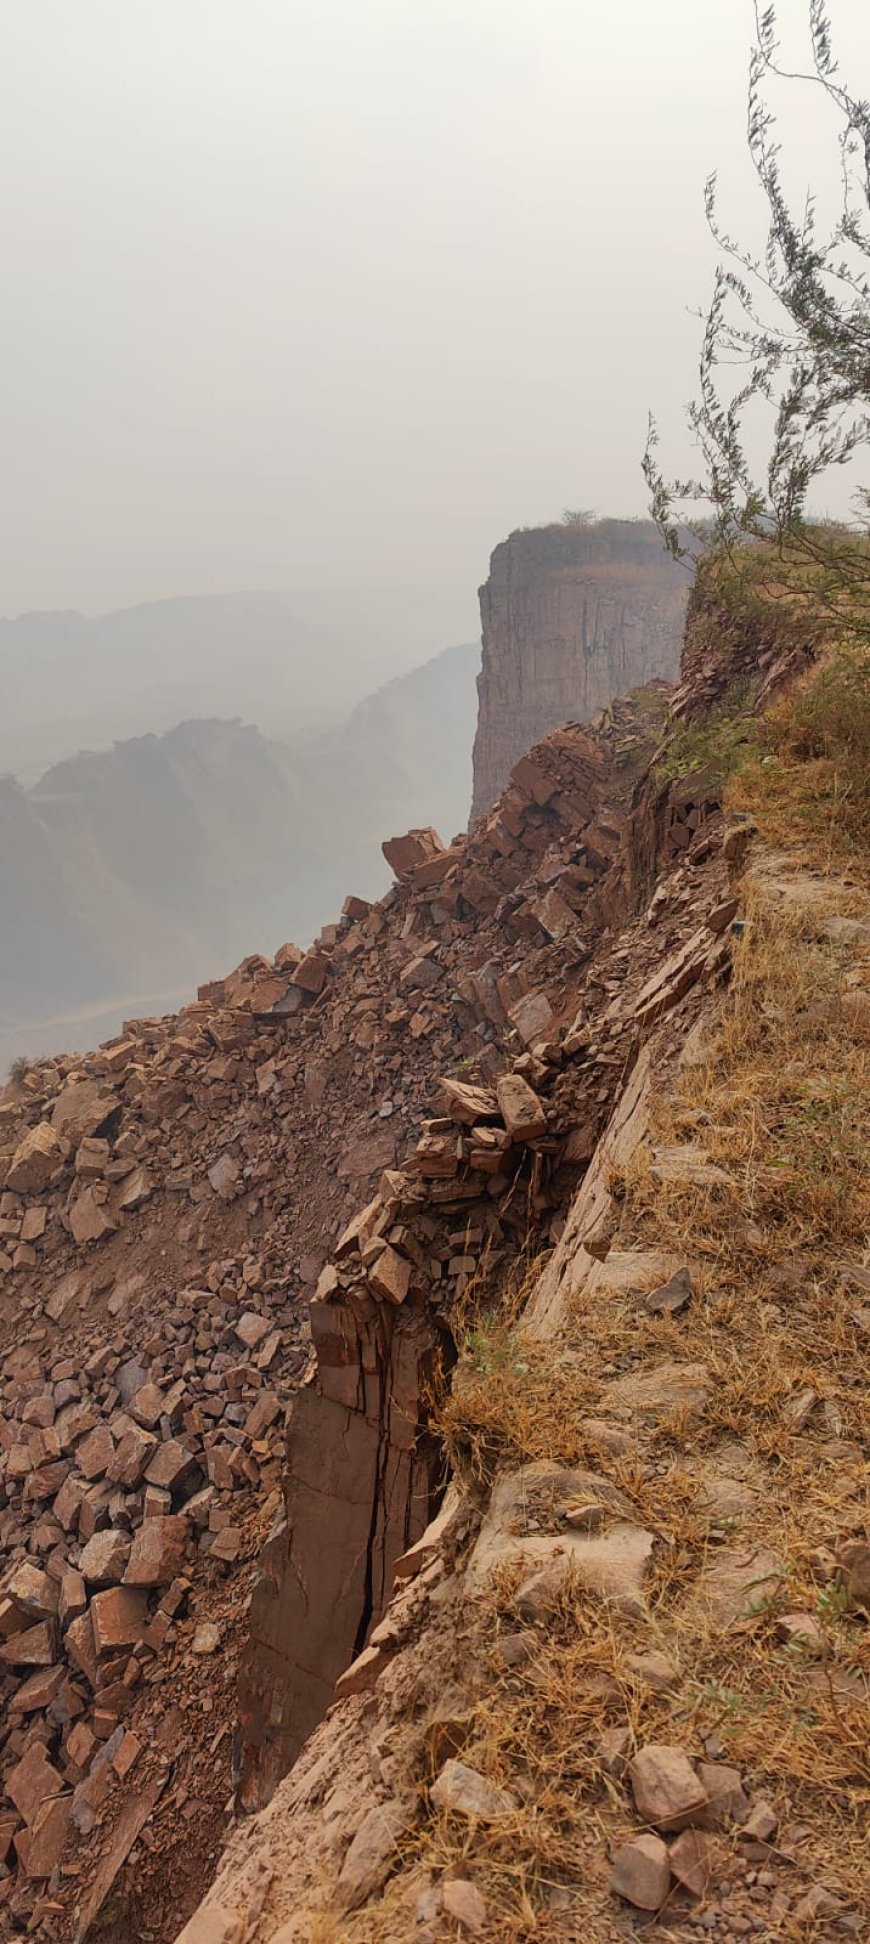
[466,1466,655,1618]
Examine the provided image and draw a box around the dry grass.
[730,638,870,872]
[328,614,870,1942]
[431,838,870,1931]
[340,1563,868,1942]
[438,1319,601,1490]
[629,894,870,1255]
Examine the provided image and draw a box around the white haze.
[2,0,869,625]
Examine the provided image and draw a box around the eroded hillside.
[0,554,867,1944]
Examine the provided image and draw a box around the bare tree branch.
[645,4,870,606]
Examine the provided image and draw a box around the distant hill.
[0,641,480,1070]
[0,586,477,780]
[307,641,477,852]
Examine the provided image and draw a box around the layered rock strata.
[471,519,687,818]
[173,589,869,1944]
[1,567,832,1939]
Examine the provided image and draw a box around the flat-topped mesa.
[471,518,687,819]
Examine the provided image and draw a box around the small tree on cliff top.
[644,2,870,603]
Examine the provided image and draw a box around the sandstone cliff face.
[471,519,687,818]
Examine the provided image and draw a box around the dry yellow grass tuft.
[731,635,870,870]
[438,1320,600,1490]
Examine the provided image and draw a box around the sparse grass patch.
[655,677,761,787]
[438,1318,600,1490]
[730,638,870,867]
[343,1564,868,1942]
[626,892,870,1259]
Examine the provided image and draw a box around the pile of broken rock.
[0,1293,289,1895]
[0,688,739,1935]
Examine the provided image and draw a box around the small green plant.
[694,1680,747,1727]
[656,679,762,786]
[816,1580,851,1622]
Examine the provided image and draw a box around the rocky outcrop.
[233,691,679,1810]
[5,549,856,1943]
[172,806,870,1944]
[0,681,681,1936]
[471,519,687,818]
[167,739,755,1944]
[236,1300,443,1808]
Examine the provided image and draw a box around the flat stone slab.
[605,1361,711,1421]
[466,1463,654,1617]
[693,1546,786,1627]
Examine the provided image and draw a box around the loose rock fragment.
[430,1760,518,1822]
[836,1539,870,1610]
[668,1827,710,1898]
[367,1244,411,1306]
[441,1879,487,1933]
[695,1762,749,1828]
[739,1801,778,1845]
[495,1073,547,1141]
[629,1745,709,1831]
[610,1833,671,1910]
[645,1265,692,1316]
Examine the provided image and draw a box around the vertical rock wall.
[236,1294,444,1809]
[471,520,687,819]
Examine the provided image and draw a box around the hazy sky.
[2,0,868,616]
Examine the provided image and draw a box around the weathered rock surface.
[472,519,685,816]
[610,1832,671,1910]
[628,1744,710,1830]
[430,1759,518,1822]
[160,563,868,1944]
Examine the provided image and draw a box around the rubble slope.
[176,555,869,1944]
[2,552,867,1944]
[0,675,676,1939]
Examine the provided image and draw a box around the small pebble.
[191,1621,222,1654]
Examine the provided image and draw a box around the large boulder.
[382,827,444,878]
[51,1079,119,1145]
[6,1123,63,1195]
